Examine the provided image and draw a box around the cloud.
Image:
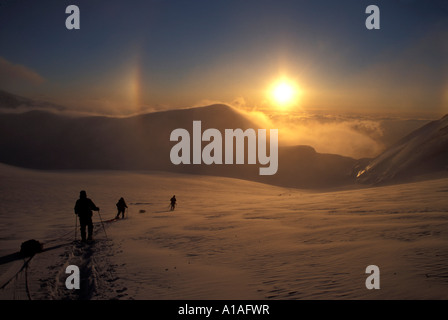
[267,113,386,159]
[0,56,45,87]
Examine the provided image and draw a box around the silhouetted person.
[115,197,128,219]
[170,195,176,211]
[74,190,99,242]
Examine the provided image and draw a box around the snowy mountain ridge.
[357,114,448,184]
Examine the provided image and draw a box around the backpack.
[20,239,43,257]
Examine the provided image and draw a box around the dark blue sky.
[0,0,447,115]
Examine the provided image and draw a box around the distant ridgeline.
[0,103,360,189]
[1,88,446,188]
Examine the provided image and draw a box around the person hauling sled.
[115,197,128,219]
[170,195,176,211]
[74,190,100,242]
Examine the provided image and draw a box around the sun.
[269,78,300,109]
[273,82,294,104]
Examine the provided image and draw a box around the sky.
[0,0,447,116]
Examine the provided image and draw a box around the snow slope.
[357,114,448,184]
[1,163,448,300]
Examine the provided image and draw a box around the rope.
[0,256,33,291]
[24,259,32,300]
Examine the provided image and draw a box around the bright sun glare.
[270,79,299,108]
[273,82,294,104]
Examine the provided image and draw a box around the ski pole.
[97,209,108,240]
